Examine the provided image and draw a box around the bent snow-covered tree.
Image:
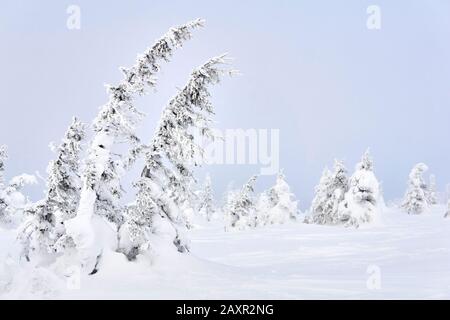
[19,118,85,261]
[120,55,233,260]
[306,167,331,224]
[307,160,349,225]
[225,175,258,231]
[339,150,381,227]
[66,19,204,270]
[257,171,298,226]
[402,163,430,214]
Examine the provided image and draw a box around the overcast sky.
[1,0,450,209]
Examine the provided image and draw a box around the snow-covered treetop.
[48,117,85,174]
[315,167,332,192]
[225,175,258,226]
[152,54,231,163]
[241,175,258,197]
[0,145,6,164]
[408,163,428,185]
[402,163,430,215]
[269,170,298,207]
[276,170,286,182]
[0,145,7,185]
[93,18,205,147]
[356,149,373,171]
[272,170,291,194]
[333,159,347,184]
[121,18,205,95]
[142,54,234,186]
[46,117,86,213]
[227,175,258,208]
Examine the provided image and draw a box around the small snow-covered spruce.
[427,174,438,205]
[401,163,430,214]
[0,146,37,226]
[75,19,204,227]
[306,168,331,224]
[339,149,381,227]
[444,200,450,218]
[0,145,6,182]
[19,118,86,261]
[257,171,298,226]
[307,160,349,225]
[0,145,8,222]
[120,55,233,259]
[198,174,215,221]
[222,183,237,222]
[225,175,258,231]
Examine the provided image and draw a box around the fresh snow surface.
[1,205,449,299]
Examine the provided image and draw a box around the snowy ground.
[1,206,449,299]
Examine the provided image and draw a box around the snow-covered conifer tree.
[197,174,215,221]
[307,160,348,225]
[119,55,233,259]
[306,168,332,224]
[257,171,298,226]
[66,20,204,269]
[339,150,381,227]
[225,175,258,231]
[0,145,8,223]
[427,174,438,205]
[402,163,430,215]
[222,184,237,222]
[19,118,86,261]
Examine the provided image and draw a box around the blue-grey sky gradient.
[1,0,449,209]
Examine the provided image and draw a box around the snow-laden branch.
[18,117,85,261]
[224,175,258,231]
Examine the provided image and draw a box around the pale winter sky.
[1,0,450,209]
